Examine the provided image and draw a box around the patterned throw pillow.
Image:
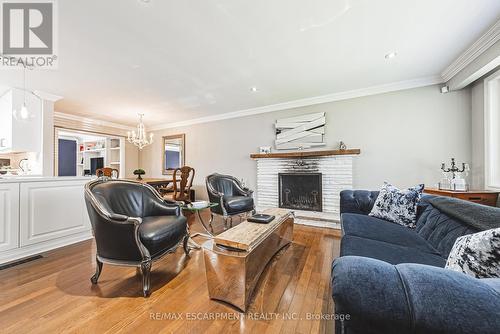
[368,182,424,228]
[445,228,500,278]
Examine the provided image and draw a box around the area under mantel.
[250,149,361,159]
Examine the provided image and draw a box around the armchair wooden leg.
[90,256,103,284]
[141,260,152,297]
[182,234,191,255]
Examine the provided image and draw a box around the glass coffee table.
[181,202,218,249]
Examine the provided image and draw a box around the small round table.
[181,203,218,249]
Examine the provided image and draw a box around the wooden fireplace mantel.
[250,149,361,159]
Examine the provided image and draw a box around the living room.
[0,1,499,333]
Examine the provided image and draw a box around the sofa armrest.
[340,190,379,215]
[331,256,500,334]
[332,256,411,334]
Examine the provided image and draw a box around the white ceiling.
[0,0,499,127]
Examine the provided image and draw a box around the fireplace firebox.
[278,173,322,212]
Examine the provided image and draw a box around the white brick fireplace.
[251,150,360,229]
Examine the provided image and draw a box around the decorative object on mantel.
[127,113,153,150]
[275,112,326,150]
[439,158,469,191]
[250,149,360,159]
[339,141,347,151]
[133,168,146,180]
[259,146,271,154]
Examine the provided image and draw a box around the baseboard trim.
[0,231,93,265]
[0,255,43,270]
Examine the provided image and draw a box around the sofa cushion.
[369,182,424,228]
[429,196,500,231]
[482,278,500,294]
[397,264,500,334]
[340,235,446,267]
[341,213,440,255]
[417,206,479,257]
[332,256,500,334]
[446,227,500,278]
[139,215,187,257]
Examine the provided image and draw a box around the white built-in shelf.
[82,148,106,153]
[76,163,84,166]
[109,147,121,150]
[109,162,120,165]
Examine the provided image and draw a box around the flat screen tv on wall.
[90,157,104,175]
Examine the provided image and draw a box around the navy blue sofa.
[331,190,500,334]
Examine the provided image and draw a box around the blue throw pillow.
[369,182,424,228]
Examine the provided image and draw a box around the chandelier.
[127,113,153,150]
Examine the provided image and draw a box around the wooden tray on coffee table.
[214,208,291,251]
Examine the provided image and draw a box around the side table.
[424,188,499,207]
[181,203,218,249]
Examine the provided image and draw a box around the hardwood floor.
[0,213,341,334]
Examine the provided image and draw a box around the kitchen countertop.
[0,176,94,183]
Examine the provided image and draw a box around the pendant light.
[14,65,32,120]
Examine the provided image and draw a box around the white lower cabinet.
[0,183,20,252]
[0,177,93,264]
[20,180,91,247]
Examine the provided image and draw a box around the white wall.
[125,142,139,178]
[141,85,472,199]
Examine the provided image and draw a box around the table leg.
[196,209,215,236]
[188,209,215,249]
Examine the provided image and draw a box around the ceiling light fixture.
[250,87,258,92]
[127,113,153,150]
[385,52,398,59]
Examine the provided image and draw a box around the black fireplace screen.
[278,173,322,212]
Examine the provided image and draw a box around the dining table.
[124,177,174,193]
[123,177,195,202]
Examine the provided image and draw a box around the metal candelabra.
[441,158,466,179]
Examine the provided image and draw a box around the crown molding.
[149,75,442,131]
[442,19,500,82]
[54,112,135,131]
[33,90,63,102]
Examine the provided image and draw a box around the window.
[484,68,500,190]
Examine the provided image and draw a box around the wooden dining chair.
[164,166,195,204]
[96,167,119,179]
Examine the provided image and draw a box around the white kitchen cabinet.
[0,89,42,153]
[0,183,20,252]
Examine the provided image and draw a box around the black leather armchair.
[206,173,255,227]
[84,179,190,297]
